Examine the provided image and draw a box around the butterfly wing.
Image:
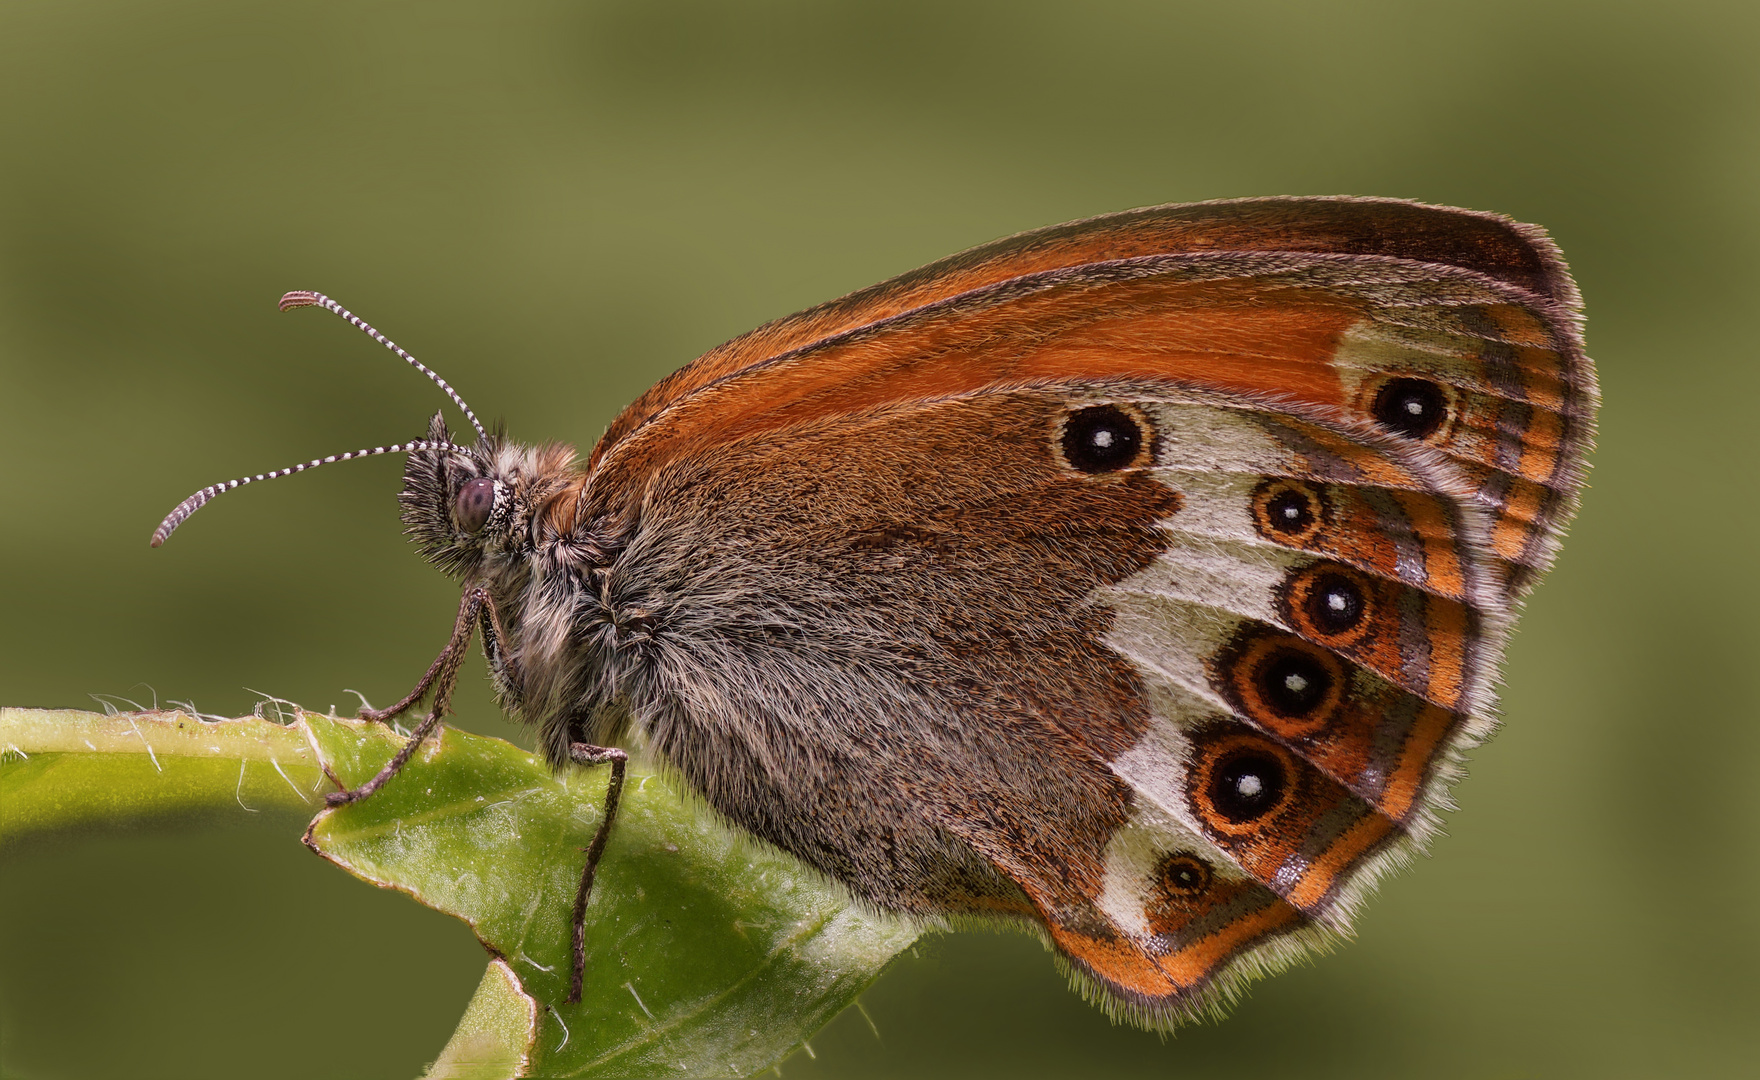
[595,195,1581,476]
[589,203,1593,597]
[568,202,1593,1025]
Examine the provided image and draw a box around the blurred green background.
[2,1,1756,1077]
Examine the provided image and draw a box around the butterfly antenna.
[278,291,488,442]
[150,439,457,547]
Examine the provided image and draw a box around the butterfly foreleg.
[327,585,492,807]
[357,584,491,724]
[477,582,523,695]
[565,739,629,1005]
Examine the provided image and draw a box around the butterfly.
[153,196,1596,1027]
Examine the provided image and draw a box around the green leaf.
[0,707,920,1077]
[300,712,919,1078]
[424,959,540,1079]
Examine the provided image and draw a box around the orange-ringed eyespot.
[1063,405,1143,473]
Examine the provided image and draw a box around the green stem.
[0,707,327,840]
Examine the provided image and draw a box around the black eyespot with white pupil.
[1209,749,1288,824]
[1158,854,1212,898]
[1305,572,1365,634]
[1266,489,1314,534]
[1063,405,1142,473]
[1372,378,1448,439]
[455,477,496,534]
[1258,649,1334,716]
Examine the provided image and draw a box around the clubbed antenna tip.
[278,290,323,312]
[278,290,487,442]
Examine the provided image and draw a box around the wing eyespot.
[1284,563,1378,648]
[1059,404,1152,473]
[1216,631,1348,740]
[1258,648,1336,716]
[1156,853,1212,899]
[1251,478,1329,545]
[1369,376,1452,440]
[1191,733,1299,834]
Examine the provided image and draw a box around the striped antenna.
[150,439,458,547]
[279,291,488,442]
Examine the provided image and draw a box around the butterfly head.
[150,291,580,571]
[400,411,581,581]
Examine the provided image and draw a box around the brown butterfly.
[152,196,1596,1027]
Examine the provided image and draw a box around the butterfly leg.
[475,580,523,700]
[565,740,628,1005]
[327,585,488,807]
[356,586,489,725]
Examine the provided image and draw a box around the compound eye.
[454,477,496,534]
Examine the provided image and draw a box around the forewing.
[594,195,1581,477]
[589,232,1593,600]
